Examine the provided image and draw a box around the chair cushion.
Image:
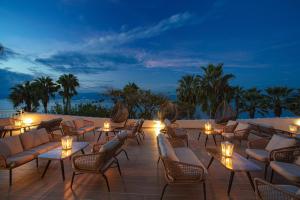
[164,119,171,127]
[175,129,187,137]
[20,128,50,150]
[73,119,85,129]
[265,134,296,152]
[234,123,250,137]
[157,134,179,162]
[28,142,60,156]
[0,136,24,157]
[227,120,238,126]
[99,138,120,153]
[270,161,300,183]
[222,132,234,139]
[258,184,300,198]
[63,121,75,128]
[245,149,269,162]
[6,151,35,167]
[117,130,128,142]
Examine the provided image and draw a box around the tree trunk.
[43,101,48,113]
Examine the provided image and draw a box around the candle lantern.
[221,156,233,170]
[14,120,22,127]
[221,141,234,157]
[204,122,212,131]
[61,136,73,150]
[289,124,298,134]
[104,121,110,129]
[23,118,33,125]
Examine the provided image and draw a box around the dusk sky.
[1,0,300,98]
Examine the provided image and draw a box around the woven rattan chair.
[222,122,252,144]
[164,119,188,146]
[71,137,123,191]
[270,146,300,184]
[157,134,207,200]
[255,178,300,200]
[246,134,298,180]
[37,118,63,138]
[61,119,95,140]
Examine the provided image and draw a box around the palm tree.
[231,86,244,118]
[287,89,300,116]
[265,87,293,117]
[122,82,140,118]
[9,81,39,112]
[57,74,79,114]
[241,88,268,118]
[198,64,234,118]
[176,75,200,119]
[34,76,59,113]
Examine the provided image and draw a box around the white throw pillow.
[265,134,296,152]
[235,122,250,132]
[227,120,238,127]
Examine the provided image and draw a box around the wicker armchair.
[270,146,300,184]
[255,178,300,200]
[222,122,252,144]
[0,126,5,138]
[125,119,144,145]
[71,137,123,191]
[37,118,63,138]
[61,119,95,140]
[246,134,298,179]
[164,119,188,146]
[157,134,207,200]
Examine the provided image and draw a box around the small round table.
[198,128,222,147]
[96,127,116,142]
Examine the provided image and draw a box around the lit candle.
[289,124,298,134]
[154,120,165,136]
[221,141,234,157]
[205,122,212,131]
[104,121,110,129]
[23,118,33,125]
[61,136,73,150]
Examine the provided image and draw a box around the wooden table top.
[38,142,89,160]
[206,147,261,172]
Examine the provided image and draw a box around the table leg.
[197,132,201,140]
[227,171,235,195]
[212,135,217,146]
[10,130,12,136]
[81,149,85,154]
[207,156,214,169]
[97,131,103,142]
[204,135,209,147]
[60,160,65,181]
[106,132,109,141]
[41,160,52,178]
[246,172,255,191]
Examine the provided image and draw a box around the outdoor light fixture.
[14,120,22,127]
[103,121,110,129]
[61,136,73,150]
[221,156,233,170]
[221,141,234,157]
[154,120,165,136]
[61,149,72,158]
[289,124,298,134]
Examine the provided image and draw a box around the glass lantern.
[61,136,73,150]
[221,141,234,157]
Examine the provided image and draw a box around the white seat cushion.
[245,149,269,162]
[271,161,300,183]
[265,134,296,152]
[227,120,238,126]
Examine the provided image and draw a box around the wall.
[19,112,300,132]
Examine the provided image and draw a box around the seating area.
[0,116,300,200]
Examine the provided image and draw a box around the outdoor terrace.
[0,114,299,200]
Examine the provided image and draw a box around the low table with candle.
[38,142,89,181]
[206,146,261,196]
[198,127,222,147]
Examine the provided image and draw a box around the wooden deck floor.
[0,129,287,200]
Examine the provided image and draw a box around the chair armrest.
[254,178,300,200]
[247,138,269,149]
[0,155,7,168]
[72,153,103,171]
[270,146,300,163]
[92,142,105,153]
[167,160,207,181]
[223,124,237,133]
[83,120,94,127]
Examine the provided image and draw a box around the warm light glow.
[295,119,300,126]
[61,136,73,150]
[221,141,234,157]
[204,122,212,131]
[103,121,110,129]
[221,156,233,170]
[61,149,72,158]
[14,120,22,127]
[289,124,298,133]
[154,120,165,136]
[23,118,33,125]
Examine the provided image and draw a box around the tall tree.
[57,74,79,114]
[231,86,244,118]
[176,75,199,119]
[241,88,268,118]
[287,89,300,116]
[198,63,234,118]
[9,81,39,112]
[266,86,293,117]
[34,76,59,113]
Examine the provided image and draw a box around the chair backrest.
[99,137,122,161]
[37,118,63,133]
[137,119,144,133]
[61,121,76,135]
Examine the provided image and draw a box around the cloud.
[0,44,19,61]
[84,12,193,50]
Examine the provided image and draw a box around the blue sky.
[0,0,300,98]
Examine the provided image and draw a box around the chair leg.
[270,169,274,183]
[9,168,12,186]
[115,159,122,177]
[157,157,161,165]
[160,183,168,200]
[71,172,76,188]
[246,155,249,159]
[136,137,140,145]
[203,181,207,200]
[121,149,130,160]
[264,163,269,180]
[102,174,110,192]
[36,158,39,168]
